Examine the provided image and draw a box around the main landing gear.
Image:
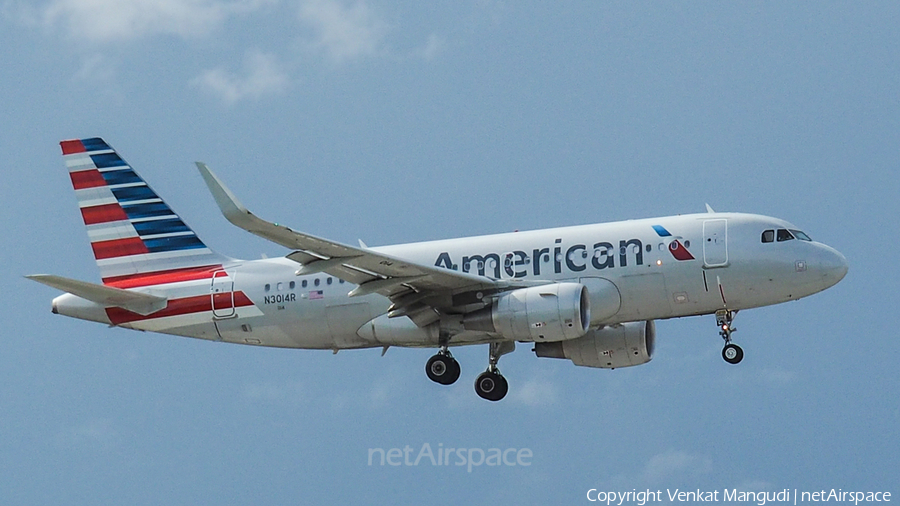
[716,309,743,364]
[474,341,514,402]
[425,346,461,385]
[425,341,513,401]
[474,369,507,402]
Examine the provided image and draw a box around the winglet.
[195,162,254,227]
[705,203,716,213]
[195,162,315,252]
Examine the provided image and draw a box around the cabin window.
[301,279,308,288]
[289,281,295,289]
[791,230,812,241]
[314,278,320,287]
[762,230,775,243]
[277,282,283,291]
[327,277,333,285]
[777,229,795,242]
[264,283,271,292]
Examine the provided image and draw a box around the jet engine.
[463,283,590,342]
[533,320,655,368]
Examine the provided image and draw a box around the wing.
[196,163,521,326]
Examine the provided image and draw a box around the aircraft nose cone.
[821,246,849,285]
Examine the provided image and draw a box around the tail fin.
[61,137,230,286]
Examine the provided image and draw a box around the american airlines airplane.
[29,138,848,401]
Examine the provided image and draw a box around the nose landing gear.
[722,343,743,364]
[716,309,743,364]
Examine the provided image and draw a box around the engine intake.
[463,283,590,342]
[533,320,655,368]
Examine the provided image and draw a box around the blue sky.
[2,1,898,504]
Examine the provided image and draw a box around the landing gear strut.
[425,345,460,385]
[716,309,743,364]
[474,341,513,401]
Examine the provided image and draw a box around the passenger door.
[702,219,728,268]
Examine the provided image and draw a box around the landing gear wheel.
[722,343,744,364]
[474,371,508,401]
[426,353,460,385]
[715,309,743,364]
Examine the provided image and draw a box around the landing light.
[656,260,662,266]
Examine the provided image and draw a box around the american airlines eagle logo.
[652,225,696,261]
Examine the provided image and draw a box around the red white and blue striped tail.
[61,137,230,287]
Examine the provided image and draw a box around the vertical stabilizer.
[61,137,230,286]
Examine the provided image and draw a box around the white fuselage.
[52,212,848,350]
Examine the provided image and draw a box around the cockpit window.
[790,229,812,241]
[761,230,775,243]
[776,229,795,242]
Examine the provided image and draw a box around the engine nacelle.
[463,283,590,342]
[533,320,655,368]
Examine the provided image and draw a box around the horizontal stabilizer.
[26,274,168,315]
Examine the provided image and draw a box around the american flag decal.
[309,290,324,300]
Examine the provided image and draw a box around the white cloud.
[602,449,713,488]
[56,418,119,449]
[191,51,289,103]
[240,379,304,402]
[723,367,800,387]
[734,480,775,492]
[11,0,429,101]
[641,449,713,483]
[508,376,557,407]
[297,0,388,61]
[39,0,271,42]
[757,367,798,385]
[71,53,125,103]
[416,33,444,62]
[73,53,116,83]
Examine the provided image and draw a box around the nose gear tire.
[722,343,744,364]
